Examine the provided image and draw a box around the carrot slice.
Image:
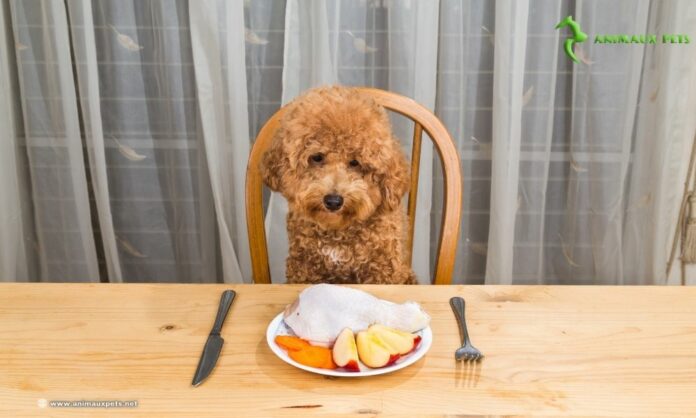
[322,352,338,369]
[288,346,337,369]
[275,335,311,351]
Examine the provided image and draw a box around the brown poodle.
[261,86,416,284]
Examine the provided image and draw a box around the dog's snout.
[323,194,344,211]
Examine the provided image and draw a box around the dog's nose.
[323,194,344,211]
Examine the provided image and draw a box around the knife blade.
[192,289,236,386]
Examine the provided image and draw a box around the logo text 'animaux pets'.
[555,15,690,64]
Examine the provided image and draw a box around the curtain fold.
[189,0,251,283]
[624,0,696,285]
[484,0,529,284]
[562,0,649,284]
[523,0,562,285]
[0,0,28,282]
[388,0,440,284]
[8,0,100,282]
[66,0,124,282]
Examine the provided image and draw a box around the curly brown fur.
[261,86,416,284]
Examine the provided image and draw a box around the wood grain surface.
[1,284,696,417]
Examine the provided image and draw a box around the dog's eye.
[348,159,360,168]
[309,153,324,164]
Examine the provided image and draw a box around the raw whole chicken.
[282,284,430,346]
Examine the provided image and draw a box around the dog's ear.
[379,138,410,212]
[260,130,287,192]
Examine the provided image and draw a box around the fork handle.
[450,296,471,346]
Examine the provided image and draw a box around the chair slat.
[406,122,423,266]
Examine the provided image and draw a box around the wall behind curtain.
[1,0,695,284]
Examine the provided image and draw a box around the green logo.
[555,15,587,63]
[555,16,689,64]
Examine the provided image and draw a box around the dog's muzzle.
[323,194,344,211]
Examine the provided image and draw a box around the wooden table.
[1,284,696,417]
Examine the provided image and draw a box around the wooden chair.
[246,87,462,284]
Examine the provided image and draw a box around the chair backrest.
[246,87,462,284]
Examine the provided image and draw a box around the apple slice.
[332,328,360,372]
[367,324,422,355]
[356,331,400,368]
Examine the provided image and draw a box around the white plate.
[266,312,432,377]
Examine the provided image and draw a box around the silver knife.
[192,289,236,386]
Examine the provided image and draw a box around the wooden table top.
[1,283,695,417]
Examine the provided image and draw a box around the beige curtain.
[1,0,695,284]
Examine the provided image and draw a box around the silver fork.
[449,296,483,362]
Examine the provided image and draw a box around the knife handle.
[211,290,236,335]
